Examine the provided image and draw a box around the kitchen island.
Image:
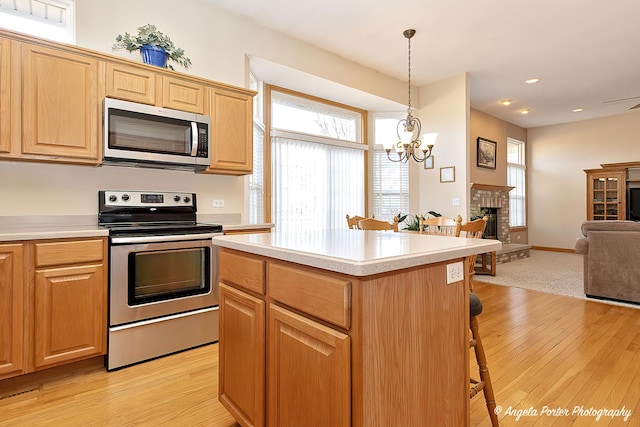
[213,230,501,427]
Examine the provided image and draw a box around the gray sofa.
[575,221,640,304]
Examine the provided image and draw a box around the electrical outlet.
[212,199,225,208]
[446,261,464,284]
[452,197,461,206]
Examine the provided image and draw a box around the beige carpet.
[476,249,639,309]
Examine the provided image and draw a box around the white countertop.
[213,230,502,276]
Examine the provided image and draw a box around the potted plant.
[113,24,192,71]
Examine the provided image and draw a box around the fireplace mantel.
[470,183,514,192]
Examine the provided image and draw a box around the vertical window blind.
[272,135,364,233]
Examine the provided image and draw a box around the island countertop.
[213,229,502,276]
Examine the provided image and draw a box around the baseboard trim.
[531,246,576,254]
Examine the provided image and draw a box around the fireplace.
[470,184,512,244]
[481,207,498,240]
[470,183,530,267]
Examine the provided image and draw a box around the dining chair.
[346,214,366,229]
[357,217,399,232]
[419,215,462,235]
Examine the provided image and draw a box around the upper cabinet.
[0,29,256,174]
[105,62,156,105]
[22,44,100,162]
[206,87,254,175]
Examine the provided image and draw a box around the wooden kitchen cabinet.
[21,44,100,163]
[218,246,469,426]
[31,239,107,370]
[0,238,107,380]
[585,168,626,220]
[218,283,265,427]
[161,75,206,114]
[0,37,13,155]
[268,304,350,427]
[206,87,254,175]
[0,244,25,380]
[104,61,156,105]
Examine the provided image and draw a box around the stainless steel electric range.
[98,190,223,370]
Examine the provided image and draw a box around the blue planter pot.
[140,45,168,68]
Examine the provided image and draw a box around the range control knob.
[183,196,191,203]
[108,195,117,202]
[121,194,130,202]
[174,195,181,202]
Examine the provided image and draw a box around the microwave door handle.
[190,122,198,156]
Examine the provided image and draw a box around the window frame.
[507,137,526,229]
[259,84,368,228]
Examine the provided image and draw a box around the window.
[507,138,526,227]
[372,114,409,222]
[0,0,75,43]
[248,72,265,223]
[268,88,366,233]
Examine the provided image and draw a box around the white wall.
[1,0,412,218]
[528,109,640,249]
[412,73,469,219]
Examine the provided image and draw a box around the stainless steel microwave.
[103,97,210,170]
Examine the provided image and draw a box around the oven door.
[109,234,219,326]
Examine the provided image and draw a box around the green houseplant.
[113,24,192,71]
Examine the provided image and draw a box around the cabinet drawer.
[268,263,351,329]
[219,250,265,295]
[35,239,104,268]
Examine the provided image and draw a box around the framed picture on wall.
[477,137,497,169]
[423,156,434,169]
[440,166,455,183]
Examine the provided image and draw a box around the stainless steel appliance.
[99,190,223,370]
[103,97,210,170]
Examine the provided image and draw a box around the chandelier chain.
[407,34,412,115]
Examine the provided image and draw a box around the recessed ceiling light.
[520,108,530,115]
[500,99,512,106]
[572,108,584,113]
[525,78,540,84]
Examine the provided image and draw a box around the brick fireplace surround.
[470,183,530,264]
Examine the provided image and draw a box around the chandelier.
[385,29,437,163]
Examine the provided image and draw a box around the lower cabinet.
[268,304,350,427]
[0,244,24,379]
[219,283,265,427]
[0,238,107,381]
[218,249,351,427]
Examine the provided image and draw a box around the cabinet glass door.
[592,176,619,220]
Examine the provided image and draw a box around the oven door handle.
[110,232,222,245]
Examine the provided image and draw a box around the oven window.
[128,247,211,305]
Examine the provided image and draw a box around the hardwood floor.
[1,282,638,426]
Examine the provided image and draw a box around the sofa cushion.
[581,220,640,236]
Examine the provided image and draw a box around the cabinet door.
[0,244,24,380]
[207,88,253,175]
[33,263,105,369]
[161,76,205,114]
[105,62,156,105]
[0,38,11,154]
[268,304,350,427]
[219,283,265,427]
[21,44,99,162]
[587,170,626,220]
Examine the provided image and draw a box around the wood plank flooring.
[1,282,639,426]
